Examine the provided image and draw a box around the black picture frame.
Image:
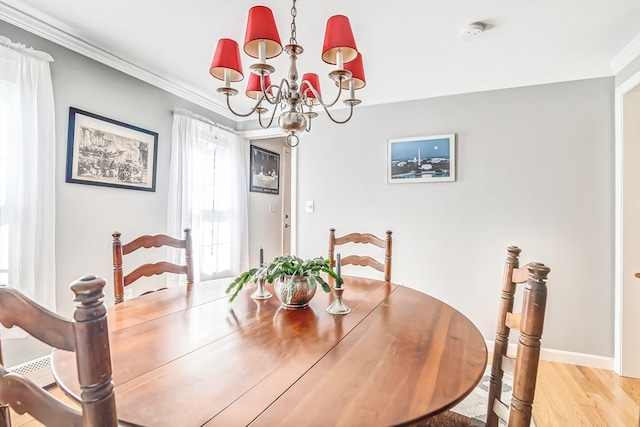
[249,145,280,195]
[65,107,159,192]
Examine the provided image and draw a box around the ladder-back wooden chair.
[0,276,117,427]
[418,246,550,427]
[328,228,393,282]
[112,228,194,304]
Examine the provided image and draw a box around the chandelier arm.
[258,74,287,106]
[256,102,280,129]
[276,77,292,110]
[224,94,268,118]
[320,103,355,125]
[299,103,313,132]
[301,77,346,109]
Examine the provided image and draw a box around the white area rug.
[449,366,500,422]
[449,366,536,427]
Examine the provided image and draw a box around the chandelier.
[209,0,365,147]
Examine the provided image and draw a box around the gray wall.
[2,19,621,363]
[1,21,235,366]
[294,78,615,357]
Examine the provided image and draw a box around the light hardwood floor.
[10,360,640,427]
[534,361,640,427]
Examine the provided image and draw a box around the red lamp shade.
[246,73,273,99]
[210,38,244,82]
[301,73,322,104]
[340,53,366,90]
[322,15,358,65]
[243,6,283,59]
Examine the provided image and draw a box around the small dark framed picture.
[387,134,456,183]
[250,145,280,194]
[65,107,158,192]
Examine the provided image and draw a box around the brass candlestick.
[326,286,350,315]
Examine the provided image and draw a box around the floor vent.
[7,354,55,388]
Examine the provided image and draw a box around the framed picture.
[387,134,456,183]
[65,107,158,192]
[250,145,280,194]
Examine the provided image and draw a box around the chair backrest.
[486,246,550,427]
[0,276,117,427]
[112,228,194,304]
[328,228,393,282]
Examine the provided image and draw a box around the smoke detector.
[460,23,484,41]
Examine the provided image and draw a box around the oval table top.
[52,276,487,427]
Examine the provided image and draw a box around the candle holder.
[250,278,272,300]
[326,286,350,315]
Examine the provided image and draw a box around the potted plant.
[226,255,344,308]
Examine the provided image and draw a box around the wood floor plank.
[582,367,637,426]
[533,360,639,427]
[533,361,578,426]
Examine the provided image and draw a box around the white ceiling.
[1,0,639,123]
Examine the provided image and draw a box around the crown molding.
[0,1,236,122]
[240,128,287,140]
[611,35,640,75]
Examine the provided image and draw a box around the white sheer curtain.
[0,36,56,338]
[168,109,249,284]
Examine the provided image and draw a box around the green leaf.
[225,267,258,302]
[315,276,331,293]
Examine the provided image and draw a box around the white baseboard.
[485,340,613,370]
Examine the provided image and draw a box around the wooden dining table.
[51,276,487,427]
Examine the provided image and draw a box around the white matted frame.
[387,134,456,183]
[65,107,158,191]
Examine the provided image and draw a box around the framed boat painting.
[250,145,280,194]
[65,107,158,192]
[387,134,456,183]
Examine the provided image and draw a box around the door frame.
[281,145,292,255]
[241,128,297,255]
[614,70,640,377]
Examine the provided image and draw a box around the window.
[0,37,56,318]
[193,133,232,278]
[168,110,249,284]
[0,78,11,286]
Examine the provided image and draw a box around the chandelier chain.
[290,0,297,45]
